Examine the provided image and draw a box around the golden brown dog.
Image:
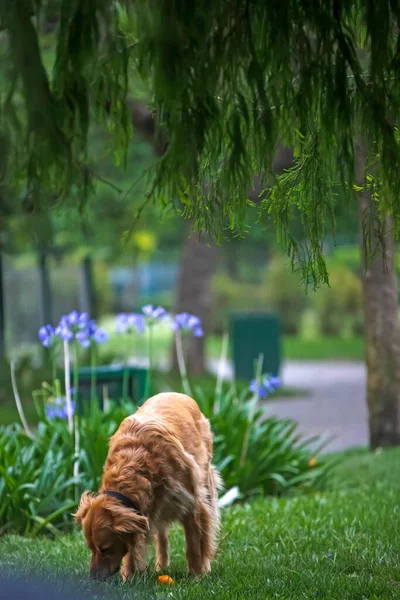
[74,392,221,581]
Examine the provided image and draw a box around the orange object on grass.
[157,575,175,585]
[308,457,317,467]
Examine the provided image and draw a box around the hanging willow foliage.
[1,1,400,283]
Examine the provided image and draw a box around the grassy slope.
[1,448,399,599]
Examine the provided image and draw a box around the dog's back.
[133,392,213,465]
[109,393,212,472]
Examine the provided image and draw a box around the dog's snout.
[90,566,119,582]
[90,568,106,581]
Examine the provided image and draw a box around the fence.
[3,255,178,349]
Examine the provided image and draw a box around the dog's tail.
[207,464,223,523]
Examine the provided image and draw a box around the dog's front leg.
[182,514,203,575]
[120,537,147,581]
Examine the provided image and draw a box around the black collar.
[104,490,143,515]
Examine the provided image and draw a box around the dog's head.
[74,491,149,581]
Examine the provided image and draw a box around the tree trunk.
[355,144,400,447]
[172,227,218,375]
[0,253,5,360]
[80,255,97,319]
[38,249,53,326]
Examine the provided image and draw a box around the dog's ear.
[73,491,94,524]
[112,507,149,535]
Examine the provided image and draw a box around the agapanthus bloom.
[39,311,109,348]
[45,397,76,420]
[76,319,109,348]
[172,312,204,337]
[115,312,145,334]
[38,325,56,347]
[249,374,281,398]
[55,311,89,342]
[142,304,167,322]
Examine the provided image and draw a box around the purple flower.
[40,311,107,349]
[127,313,146,334]
[76,319,109,347]
[67,310,80,326]
[87,320,97,336]
[115,312,145,334]
[115,313,129,334]
[172,312,204,337]
[249,379,269,398]
[46,397,75,420]
[55,311,89,343]
[93,327,109,344]
[76,330,91,348]
[55,322,74,342]
[142,304,167,322]
[38,325,56,348]
[263,375,281,393]
[249,374,280,398]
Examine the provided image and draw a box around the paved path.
[209,360,368,453]
[130,356,368,452]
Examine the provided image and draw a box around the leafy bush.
[212,273,263,332]
[328,245,361,274]
[259,256,309,335]
[196,388,329,497]
[311,266,363,337]
[0,305,331,536]
[212,256,309,335]
[0,389,330,536]
[0,402,135,536]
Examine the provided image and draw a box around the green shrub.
[0,388,330,536]
[0,402,135,536]
[328,245,361,274]
[259,256,309,335]
[212,273,263,332]
[212,256,309,335]
[0,304,332,537]
[196,387,330,497]
[311,266,363,337]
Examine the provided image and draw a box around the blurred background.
[0,123,369,452]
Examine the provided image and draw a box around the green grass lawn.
[283,336,364,361]
[1,448,399,599]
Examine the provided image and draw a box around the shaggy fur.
[74,392,221,581]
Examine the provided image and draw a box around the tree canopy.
[1,2,400,284]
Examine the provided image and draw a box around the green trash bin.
[230,312,281,382]
[63,365,148,412]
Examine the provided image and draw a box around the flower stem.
[73,339,80,413]
[73,340,80,501]
[215,330,229,413]
[73,414,80,501]
[122,365,129,400]
[122,332,129,400]
[10,360,35,440]
[239,353,264,468]
[90,343,97,408]
[175,331,192,397]
[50,346,57,391]
[144,325,153,400]
[63,341,74,435]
